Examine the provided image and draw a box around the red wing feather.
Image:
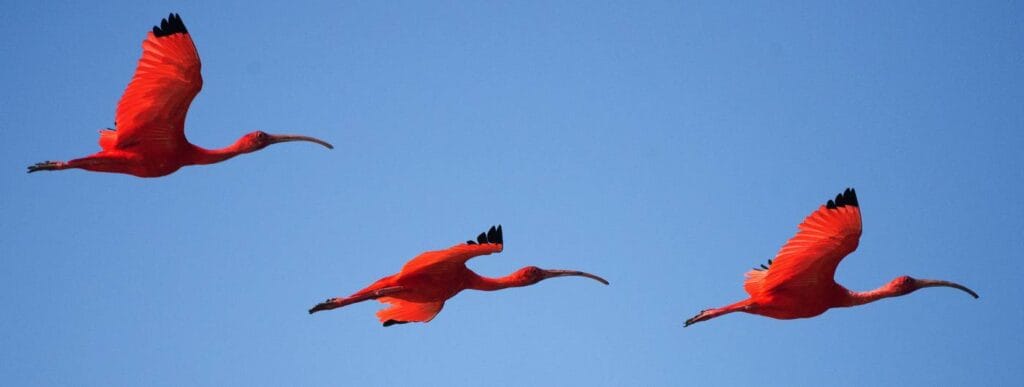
[98,129,118,150]
[743,269,768,296]
[400,243,503,274]
[111,14,202,151]
[376,298,445,325]
[744,189,862,296]
[400,226,504,274]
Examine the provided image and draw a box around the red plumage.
[29,13,332,178]
[685,188,977,327]
[309,226,609,327]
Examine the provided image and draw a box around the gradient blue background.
[2,1,1021,386]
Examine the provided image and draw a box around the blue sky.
[1,1,1021,385]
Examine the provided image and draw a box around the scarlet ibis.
[685,188,978,327]
[28,13,332,178]
[309,225,609,326]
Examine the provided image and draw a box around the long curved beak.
[268,134,334,149]
[542,269,610,285]
[916,279,979,299]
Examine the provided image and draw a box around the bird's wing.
[110,13,202,151]
[376,298,445,326]
[400,225,503,274]
[744,188,862,296]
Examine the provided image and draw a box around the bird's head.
[237,131,334,153]
[887,275,979,298]
[511,266,610,286]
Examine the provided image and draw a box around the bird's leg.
[28,155,128,174]
[684,301,752,327]
[308,286,404,314]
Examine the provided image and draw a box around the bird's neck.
[186,143,247,165]
[841,286,900,307]
[466,272,526,291]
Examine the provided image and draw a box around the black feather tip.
[382,319,409,327]
[825,188,858,210]
[753,258,774,272]
[466,225,503,245]
[152,13,188,37]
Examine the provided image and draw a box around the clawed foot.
[27,161,64,173]
[308,297,341,314]
[684,310,708,327]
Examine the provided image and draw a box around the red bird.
[309,225,609,326]
[28,14,332,178]
[685,188,978,327]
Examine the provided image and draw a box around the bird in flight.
[28,13,332,178]
[309,225,609,326]
[685,188,978,327]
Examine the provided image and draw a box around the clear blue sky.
[2,1,1021,386]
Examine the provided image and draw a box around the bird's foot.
[27,161,65,173]
[684,310,709,328]
[308,297,342,314]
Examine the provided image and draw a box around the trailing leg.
[308,286,404,314]
[685,300,752,327]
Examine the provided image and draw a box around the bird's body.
[29,13,332,178]
[685,188,978,327]
[309,225,609,326]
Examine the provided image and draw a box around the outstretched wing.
[376,298,445,326]
[744,188,862,296]
[399,225,504,274]
[109,13,202,151]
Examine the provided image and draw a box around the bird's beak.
[542,269,610,285]
[915,279,979,299]
[268,134,334,149]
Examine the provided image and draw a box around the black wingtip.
[826,187,858,209]
[467,225,503,246]
[152,13,188,37]
[486,226,497,243]
[754,257,774,271]
[383,319,409,327]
